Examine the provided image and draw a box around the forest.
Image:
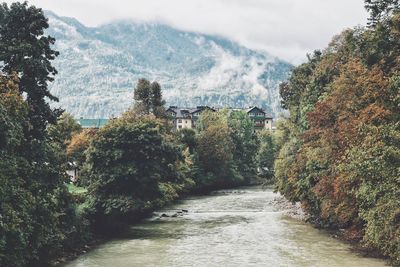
[274,0,400,265]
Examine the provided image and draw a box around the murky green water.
[62,187,387,267]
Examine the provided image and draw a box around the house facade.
[246,107,273,131]
[167,106,273,131]
[167,106,215,130]
[77,106,273,131]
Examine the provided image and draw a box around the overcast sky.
[5,0,368,64]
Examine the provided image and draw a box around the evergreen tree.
[133,78,166,118]
[133,78,152,115]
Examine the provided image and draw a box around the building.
[77,118,109,129]
[246,107,273,131]
[66,162,79,182]
[166,106,215,130]
[76,106,273,131]
[166,106,273,131]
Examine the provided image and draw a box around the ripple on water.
[61,187,388,267]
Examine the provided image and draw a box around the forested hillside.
[274,1,400,265]
[45,11,292,118]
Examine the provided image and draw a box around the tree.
[84,115,181,229]
[0,3,88,265]
[228,110,258,181]
[67,129,95,166]
[0,2,61,140]
[133,78,152,115]
[133,78,166,118]
[176,128,197,152]
[150,81,166,118]
[0,73,85,267]
[274,10,400,264]
[256,130,276,179]
[48,112,82,148]
[364,0,400,25]
[0,73,26,151]
[196,110,242,188]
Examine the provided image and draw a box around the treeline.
[0,2,274,266]
[70,79,269,232]
[274,1,399,265]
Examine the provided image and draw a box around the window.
[178,125,182,129]
[185,120,188,124]
[178,119,182,123]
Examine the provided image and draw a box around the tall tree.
[0,2,61,140]
[133,78,152,115]
[150,81,166,118]
[133,78,166,118]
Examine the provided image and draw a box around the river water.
[62,186,387,267]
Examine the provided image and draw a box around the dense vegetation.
[80,89,264,231]
[1,0,398,266]
[274,1,400,265]
[0,3,271,265]
[0,3,88,266]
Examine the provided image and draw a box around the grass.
[66,183,88,194]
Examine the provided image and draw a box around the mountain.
[45,11,293,118]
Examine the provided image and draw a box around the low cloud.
[6,0,368,64]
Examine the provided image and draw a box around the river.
[62,186,387,267]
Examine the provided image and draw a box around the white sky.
[5,0,368,64]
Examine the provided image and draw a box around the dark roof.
[167,106,272,119]
[246,106,273,119]
[78,119,109,128]
[167,106,215,118]
[246,106,265,114]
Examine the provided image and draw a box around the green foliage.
[48,112,82,149]
[176,128,197,152]
[48,112,82,168]
[84,115,182,229]
[0,3,90,265]
[339,124,400,265]
[228,110,258,181]
[0,1,62,139]
[275,6,400,265]
[133,78,166,118]
[194,110,244,188]
[256,130,276,179]
[0,73,89,267]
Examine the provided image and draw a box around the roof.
[78,119,109,128]
[166,106,273,119]
[167,106,215,118]
[246,106,265,114]
[246,106,273,119]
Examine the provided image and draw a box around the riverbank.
[270,194,309,221]
[269,193,391,266]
